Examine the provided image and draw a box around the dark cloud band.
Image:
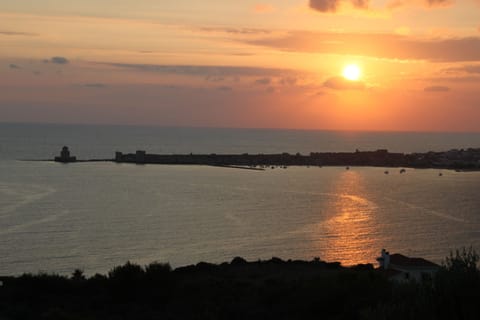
[95,62,294,77]
[424,85,450,92]
[44,56,69,64]
[247,31,480,62]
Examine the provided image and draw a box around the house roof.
[389,254,439,268]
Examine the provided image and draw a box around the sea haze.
[1,123,480,160]
[0,123,479,275]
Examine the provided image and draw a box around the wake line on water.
[383,196,467,223]
[0,184,56,218]
[0,209,70,236]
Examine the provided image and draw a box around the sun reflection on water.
[312,170,381,266]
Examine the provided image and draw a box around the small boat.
[346,166,350,170]
[439,172,443,176]
[400,169,406,174]
[384,170,389,174]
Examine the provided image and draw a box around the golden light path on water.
[311,170,382,266]
[2,153,480,275]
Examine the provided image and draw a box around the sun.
[342,64,361,81]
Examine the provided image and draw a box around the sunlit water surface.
[1,124,479,275]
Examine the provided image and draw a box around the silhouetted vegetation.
[0,249,479,319]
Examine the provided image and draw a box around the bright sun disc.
[343,64,361,81]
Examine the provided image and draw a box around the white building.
[377,249,440,282]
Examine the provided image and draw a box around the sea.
[1,123,480,275]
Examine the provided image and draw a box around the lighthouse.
[54,146,77,163]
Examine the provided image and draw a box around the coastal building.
[54,146,77,163]
[135,150,146,163]
[377,249,440,282]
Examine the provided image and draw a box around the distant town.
[54,146,480,171]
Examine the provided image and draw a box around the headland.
[115,148,480,171]
[50,147,480,171]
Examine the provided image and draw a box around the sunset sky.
[1,0,480,131]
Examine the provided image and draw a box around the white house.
[377,249,440,282]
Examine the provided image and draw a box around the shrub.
[443,246,479,273]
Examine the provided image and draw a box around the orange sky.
[1,0,480,131]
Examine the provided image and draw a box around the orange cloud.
[44,56,69,65]
[424,85,450,92]
[96,62,294,78]
[0,30,38,36]
[309,0,369,12]
[253,4,275,13]
[387,0,454,9]
[247,31,480,62]
[425,0,453,7]
[308,0,453,12]
[309,0,341,12]
[324,76,365,90]
[443,64,480,75]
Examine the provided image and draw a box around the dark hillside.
[0,252,478,320]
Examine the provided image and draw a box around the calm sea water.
[1,123,480,275]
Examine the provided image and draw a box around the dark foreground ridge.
[1,249,479,320]
[53,146,480,171]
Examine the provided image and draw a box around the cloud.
[9,64,21,69]
[266,86,278,93]
[0,30,37,36]
[97,62,293,77]
[307,0,454,12]
[44,56,69,64]
[83,83,107,88]
[425,0,452,7]
[198,26,270,35]
[206,76,225,82]
[227,52,256,56]
[253,4,275,13]
[424,85,450,92]
[309,0,369,12]
[351,0,369,8]
[309,0,340,12]
[428,76,480,83]
[457,65,480,74]
[441,65,480,78]
[324,76,365,90]
[280,77,298,86]
[387,0,453,9]
[217,86,233,91]
[255,78,272,85]
[246,31,480,62]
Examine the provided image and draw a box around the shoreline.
[33,147,480,171]
[20,158,480,172]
